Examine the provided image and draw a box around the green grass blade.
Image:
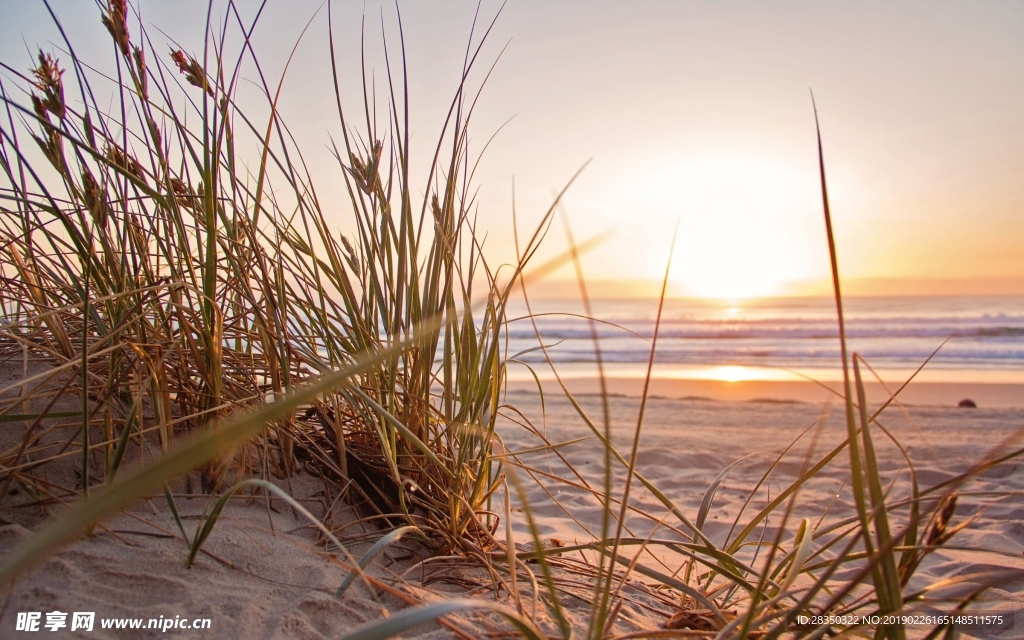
[187,483,242,567]
[696,452,761,532]
[340,598,545,640]
[163,485,190,548]
[776,517,813,595]
[336,525,420,598]
[854,357,905,639]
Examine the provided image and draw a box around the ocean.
[502,295,1024,385]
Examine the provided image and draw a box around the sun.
[709,365,759,383]
[625,153,822,299]
[669,214,802,299]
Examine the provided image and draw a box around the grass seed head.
[145,116,161,148]
[169,177,196,210]
[927,491,959,546]
[340,233,355,256]
[101,0,131,57]
[105,144,146,184]
[347,152,370,194]
[368,140,382,176]
[170,50,215,99]
[81,168,109,228]
[346,142,383,195]
[431,193,442,222]
[31,129,65,173]
[31,95,49,123]
[30,51,65,120]
[132,46,148,99]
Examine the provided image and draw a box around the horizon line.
[515,276,1024,299]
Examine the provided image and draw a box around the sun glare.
[624,153,821,299]
[709,365,760,383]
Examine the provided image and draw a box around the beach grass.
[2,2,1023,639]
[0,0,551,555]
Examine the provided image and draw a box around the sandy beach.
[507,376,1024,409]
[502,391,1024,547]
[504,389,1024,632]
[4,373,1023,638]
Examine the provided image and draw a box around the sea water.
[502,296,1024,384]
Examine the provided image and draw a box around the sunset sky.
[5,0,1022,298]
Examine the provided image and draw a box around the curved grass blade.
[776,517,813,596]
[340,597,545,640]
[696,451,761,532]
[336,525,420,598]
[163,485,190,547]
[184,478,384,598]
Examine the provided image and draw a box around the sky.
[3,0,1022,299]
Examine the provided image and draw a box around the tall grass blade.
[340,598,545,640]
[854,357,905,639]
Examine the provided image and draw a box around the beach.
[502,389,1024,634]
[501,388,1024,550]
[507,375,1024,409]
[1,1,1022,636]
[3,373,1023,638]
[3,289,1023,639]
